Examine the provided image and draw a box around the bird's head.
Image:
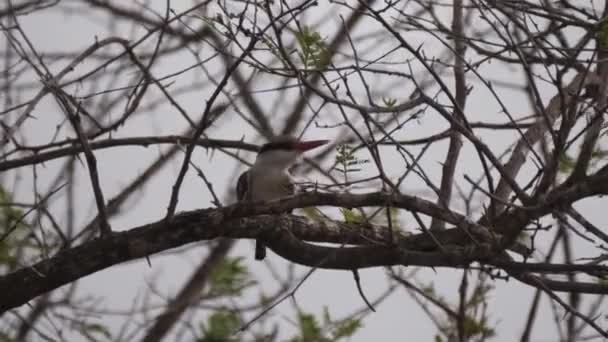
[255,136,329,169]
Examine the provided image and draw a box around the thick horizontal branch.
[0,206,444,314]
[2,190,608,314]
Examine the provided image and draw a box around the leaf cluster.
[199,310,240,342]
[289,307,362,342]
[0,187,28,270]
[208,257,251,296]
[296,26,330,70]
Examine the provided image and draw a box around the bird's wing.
[236,170,249,201]
[284,172,297,195]
[282,174,296,214]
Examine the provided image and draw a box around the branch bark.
[3,184,608,314]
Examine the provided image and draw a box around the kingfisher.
[236,136,329,260]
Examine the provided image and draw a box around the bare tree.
[1,0,608,341]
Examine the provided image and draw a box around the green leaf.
[295,26,329,69]
[290,311,328,342]
[289,309,361,342]
[333,144,369,181]
[302,207,323,220]
[597,18,608,49]
[422,285,435,295]
[200,311,240,342]
[383,97,397,108]
[340,208,366,224]
[0,186,28,270]
[332,319,362,339]
[558,153,575,174]
[0,187,26,230]
[462,316,495,338]
[81,322,112,340]
[434,335,444,342]
[208,257,250,296]
[335,145,355,165]
[298,312,323,342]
[591,149,608,159]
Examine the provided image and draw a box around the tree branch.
[0,136,258,172]
[3,188,608,314]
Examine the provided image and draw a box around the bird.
[236,136,329,260]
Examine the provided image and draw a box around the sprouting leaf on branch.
[199,310,240,342]
[294,312,324,342]
[333,145,370,183]
[208,257,250,296]
[558,153,575,174]
[559,148,608,175]
[0,187,27,231]
[79,322,112,340]
[334,145,356,167]
[596,18,608,49]
[302,206,324,220]
[295,26,329,70]
[340,208,366,224]
[591,148,608,161]
[461,316,496,338]
[0,186,28,271]
[289,308,362,342]
[382,97,397,108]
[332,318,362,339]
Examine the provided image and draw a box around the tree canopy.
[1,0,608,341]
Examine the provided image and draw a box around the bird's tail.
[255,240,266,260]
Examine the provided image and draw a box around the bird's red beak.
[294,139,330,152]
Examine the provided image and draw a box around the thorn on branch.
[352,269,375,312]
